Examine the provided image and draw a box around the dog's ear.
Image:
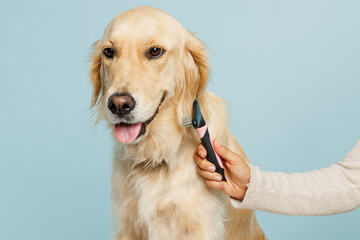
[176,34,210,121]
[184,34,210,99]
[90,40,103,107]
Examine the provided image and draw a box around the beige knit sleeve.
[230,140,360,216]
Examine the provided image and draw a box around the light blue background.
[1,0,359,239]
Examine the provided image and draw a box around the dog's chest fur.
[111,139,227,240]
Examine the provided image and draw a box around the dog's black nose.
[108,93,136,116]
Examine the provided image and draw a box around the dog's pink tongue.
[114,123,142,143]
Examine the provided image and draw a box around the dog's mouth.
[114,96,165,143]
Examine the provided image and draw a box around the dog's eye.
[147,47,164,59]
[103,48,114,58]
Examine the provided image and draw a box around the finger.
[213,139,240,165]
[196,144,207,158]
[196,166,222,181]
[205,179,226,191]
[194,154,216,172]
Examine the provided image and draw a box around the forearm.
[231,140,360,216]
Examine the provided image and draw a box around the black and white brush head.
[181,114,193,128]
[181,100,206,129]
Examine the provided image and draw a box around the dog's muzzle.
[110,94,165,144]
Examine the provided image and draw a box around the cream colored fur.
[90,6,265,240]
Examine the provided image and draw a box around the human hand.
[194,139,251,201]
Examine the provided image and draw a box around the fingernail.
[208,166,215,172]
[199,150,205,158]
[214,175,222,181]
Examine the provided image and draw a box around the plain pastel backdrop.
[1,0,359,239]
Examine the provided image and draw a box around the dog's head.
[90,6,209,149]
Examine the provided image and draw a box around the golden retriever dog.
[90,6,265,240]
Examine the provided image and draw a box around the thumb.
[213,139,239,165]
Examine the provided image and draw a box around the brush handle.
[196,125,226,182]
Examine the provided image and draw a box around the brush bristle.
[181,114,193,128]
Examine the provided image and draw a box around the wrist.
[233,164,251,201]
[236,182,249,201]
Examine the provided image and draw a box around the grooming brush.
[182,100,226,182]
